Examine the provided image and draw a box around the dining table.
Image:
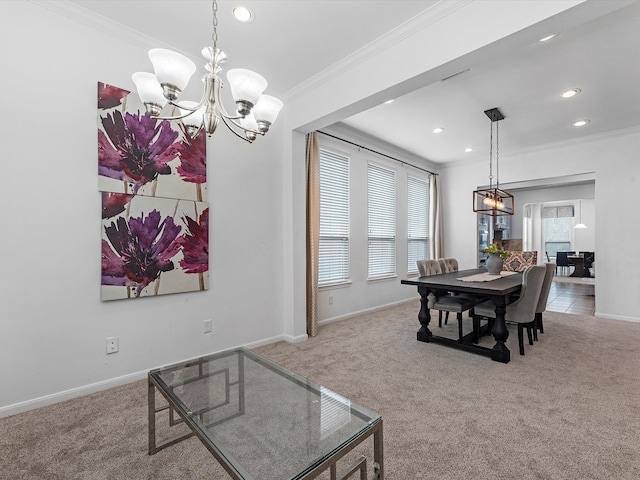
[568,254,590,277]
[401,268,523,363]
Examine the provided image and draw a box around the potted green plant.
[483,243,508,274]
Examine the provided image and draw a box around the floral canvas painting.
[101,193,209,301]
[97,82,206,202]
[98,81,209,301]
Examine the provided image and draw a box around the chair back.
[555,251,572,267]
[506,265,546,324]
[438,258,459,273]
[536,263,556,314]
[417,259,442,277]
[503,251,538,272]
[581,251,595,268]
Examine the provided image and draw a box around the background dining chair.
[438,258,459,274]
[417,259,440,277]
[473,265,546,355]
[555,251,575,275]
[417,260,449,327]
[580,251,595,274]
[534,262,556,339]
[416,259,483,338]
[435,257,473,326]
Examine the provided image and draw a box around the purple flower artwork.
[101,192,209,301]
[97,82,207,201]
[98,82,209,301]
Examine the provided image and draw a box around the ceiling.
[67,0,640,165]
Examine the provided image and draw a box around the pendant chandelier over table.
[473,107,514,216]
[132,0,283,142]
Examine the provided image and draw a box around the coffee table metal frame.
[148,347,384,480]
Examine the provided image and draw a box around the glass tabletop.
[150,348,381,480]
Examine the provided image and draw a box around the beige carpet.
[2,302,639,479]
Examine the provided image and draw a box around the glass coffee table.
[148,347,383,480]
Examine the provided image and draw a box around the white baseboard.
[0,370,148,419]
[242,333,307,346]
[595,311,640,322]
[0,335,308,419]
[319,297,417,326]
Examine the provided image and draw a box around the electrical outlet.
[329,295,334,305]
[106,337,119,354]
[204,319,213,333]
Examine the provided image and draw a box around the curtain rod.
[317,130,438,176]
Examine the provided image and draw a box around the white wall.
[0,0,608,416]
[440,131,640,321]
[0,2,286,415]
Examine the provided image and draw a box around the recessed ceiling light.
[464,147,473,153]
[561,88,581,98]
[233,6,253,22]
[539,34,557,42]
[573,119,590,127]
[432,127,444,134]
[383,99,394,105]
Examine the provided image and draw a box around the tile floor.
[546,278,595,315]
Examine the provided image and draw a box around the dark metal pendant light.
[473,107,514,216]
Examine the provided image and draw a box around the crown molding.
[282,0,473,103]
[439,125,640,170]
[505,124,640,159]
[29,0,200,63]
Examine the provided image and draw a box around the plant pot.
[486,253,504,275]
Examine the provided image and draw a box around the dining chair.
[581,251,595,271]
[416,260,483,339]
[438,258,459,274]
[555,251,574,275]
[436,257,461,325]
[417,260,449,327]
[534,262,556,339]
[473,265,546,355]
[502,251,538,272]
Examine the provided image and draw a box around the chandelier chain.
[212,0,218,53]
[488,120,494,188]
[496,119,500,189]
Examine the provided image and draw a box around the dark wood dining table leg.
[416,286,433,342]
[490,295,511,363]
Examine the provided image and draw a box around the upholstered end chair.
[503,251,538,272]
[534,262,556,338]
[473,265,546,355]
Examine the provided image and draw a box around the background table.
[568,255,590,277]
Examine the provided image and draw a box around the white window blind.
[407,175,429,272]
[318,149,350,284]
[367,163,396,278]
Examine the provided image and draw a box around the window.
[542,205,574,258]
[367,163,396,278]
[407,175,429,272]
[318,149,350,284]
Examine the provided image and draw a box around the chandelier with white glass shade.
[132,0,283,142]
